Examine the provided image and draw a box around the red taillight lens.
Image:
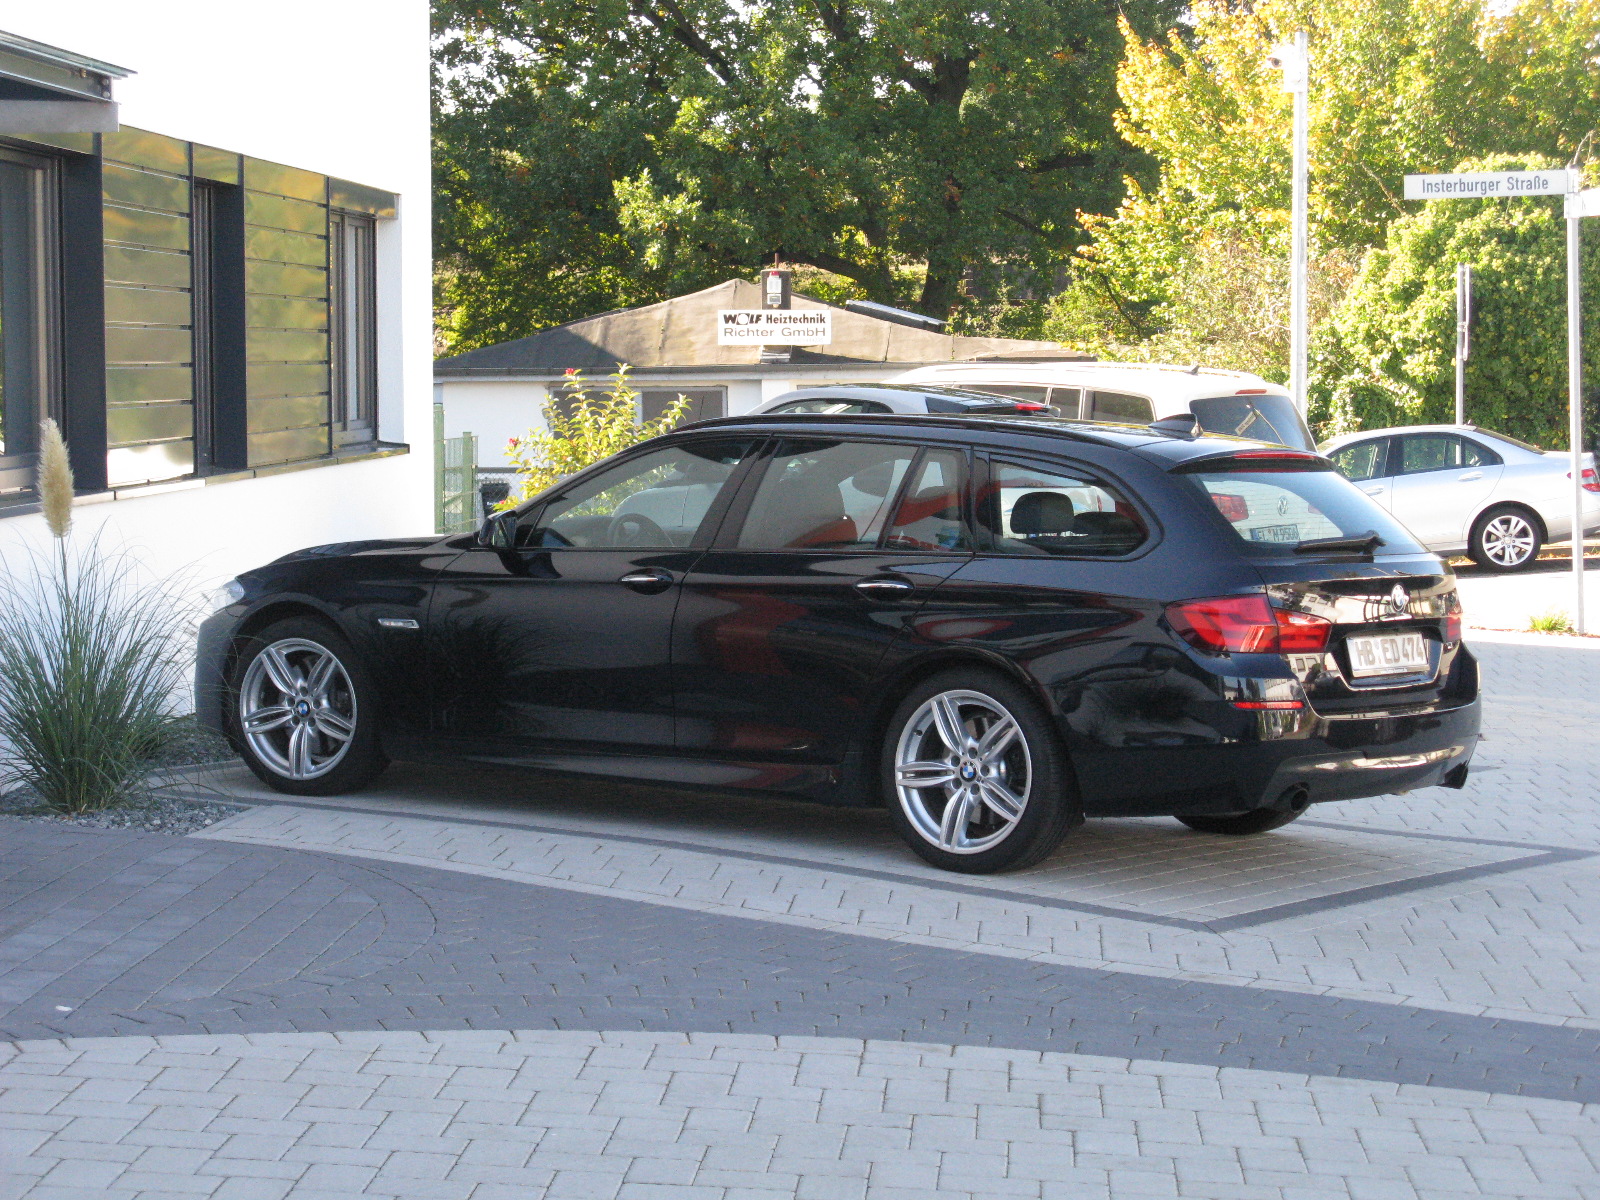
[1211,493,1249,522]
[1011,402,1049,412]
[1166,595,1331,655]
[1579,468,1600,493]
[1444,591,1464,642]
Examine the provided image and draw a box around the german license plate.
[1249,523,1300,543]
[1347,631,1429,678]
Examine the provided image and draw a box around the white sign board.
[1403,170,1574,200]
[717,309,832,345]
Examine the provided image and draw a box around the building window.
[0,144,59,495]
[329,209,377,446]
[640,387,725,426]
[191,179,246,473]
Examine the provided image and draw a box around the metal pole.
[1455,264,1471,426]
[1290,30,1310,415]
[1567,203,1586,634]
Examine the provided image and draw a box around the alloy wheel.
[238,637,358,780]
[893,688,1032,854]
[1480,513,1536,568]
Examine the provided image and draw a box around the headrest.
[1010,491,1075,535]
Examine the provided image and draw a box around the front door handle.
[619,568,674,594]
[1457,471,1483,482]
[855,577,914,595]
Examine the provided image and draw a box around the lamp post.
[1271,33,1310,414]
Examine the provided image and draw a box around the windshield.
[1189,395,1314,451]
[1183,464,1425,556]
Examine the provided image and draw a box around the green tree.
[433,0,1183,352]
[1312,155,1600,448]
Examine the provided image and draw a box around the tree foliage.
[433,0,1182,351]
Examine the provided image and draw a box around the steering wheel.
[607,512,668,546]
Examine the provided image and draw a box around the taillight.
[1011,402,1049,412]
[1166,594,1332,655]
[1567,467,1600,493]
[1444,591,1463,642]
[1211,493,1249,522]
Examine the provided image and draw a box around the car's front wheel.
[882,670,1077,873]
[1469,504,1542,571]
[230,617,388,795]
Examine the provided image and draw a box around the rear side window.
[1397,433,1500,473]
[1185,464,1424,555]
[1190,394,1314,451]
[736,439,916,550]
[1088,391,1154,423]
[979,459,1148,557]
[1050,387,1083,418]
[1327,439,1387,482]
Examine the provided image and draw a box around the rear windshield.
[1184,464,1424,556]
[1190,395,1314,451]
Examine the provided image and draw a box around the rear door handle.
[855,577,914,595]
[1457,471,1483,481]
[1363,485,1385,495]
[619,568,674,594]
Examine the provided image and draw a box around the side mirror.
[477,509,517,551]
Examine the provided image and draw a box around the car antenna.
[1187,363,1201,375]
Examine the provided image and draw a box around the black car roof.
[687,411,1305,468]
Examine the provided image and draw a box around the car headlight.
[202,578,247,616]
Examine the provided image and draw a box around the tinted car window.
[770,398,891,415]
[523,439,753,549]
[1398,433,1499,473]
[883,449,973,552]
[737,439,916,550]
[1327,439,1387,482]
[1185,464,1424,555]
[1088,391,1154,423]
[1189,394,1314,450]
[1050,387,1083,419]
[965,384,1051,406]
[979,459,1147,557]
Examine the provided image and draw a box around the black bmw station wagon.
[196,411,1480,874]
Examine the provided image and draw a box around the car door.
[672,437,974,766]
[1327,437,1396,511]
[1387,433,1503,548]
[427,436,757,755]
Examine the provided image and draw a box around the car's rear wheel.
[1176,808,1304,835]
[882,669,1076,873]
[230,616,388,796]
[1469,504,1542,571]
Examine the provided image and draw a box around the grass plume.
[37,418,73,539]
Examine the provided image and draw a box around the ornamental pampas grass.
[37,418,74,539]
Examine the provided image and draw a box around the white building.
[435,277,1065,469]
[0,6,432,587]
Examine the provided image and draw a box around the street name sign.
[1403,170,1575,200]
[717,309,832,345]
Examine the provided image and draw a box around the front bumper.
[194,609,240,737]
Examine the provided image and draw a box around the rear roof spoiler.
[1169,448,1330,473]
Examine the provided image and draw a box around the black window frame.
[328,207,378,447]
[190,178,247,474]
[0,141,62,497]
[973,452,1158,561]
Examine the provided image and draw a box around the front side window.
[1185,464,1424,555]
[1088,391,1154,423]
[737,438,917,550]
[883,449,972,552]
[522,438,753,548]
[329,209,377,445]
[0,146,58,494]
[1328,439,1388,482]
[1398,433,1498,474]
[979,458,1147,556]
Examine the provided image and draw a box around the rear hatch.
[1173,449,1469,715]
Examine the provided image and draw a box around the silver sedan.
[1321,424,1600,570]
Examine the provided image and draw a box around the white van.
[891,360,1315,451]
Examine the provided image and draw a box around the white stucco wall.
[1,1,434,589]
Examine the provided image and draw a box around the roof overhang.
[0,30,132,134]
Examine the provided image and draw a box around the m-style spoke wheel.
[883,671,1077,873]
[230,618,387,796]
[1469,505,1542,571]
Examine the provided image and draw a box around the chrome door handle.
[855,577,914,594]
[1363,485,1385,495]
[619,569,674,593]
[1457,471,1483,481]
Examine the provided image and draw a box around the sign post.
[1455,264,1472,426]
[1406,167,1586,631]
[1271,34,1310,414]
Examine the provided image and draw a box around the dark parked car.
[197,413,1480,874]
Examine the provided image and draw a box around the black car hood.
[269,536,455,564]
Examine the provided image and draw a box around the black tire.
[881,668,1078,873]
[1177,807,1304,835]
[228,616,389,796]
[1468,504,1543,571]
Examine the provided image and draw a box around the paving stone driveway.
[2,631,1598,1199]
